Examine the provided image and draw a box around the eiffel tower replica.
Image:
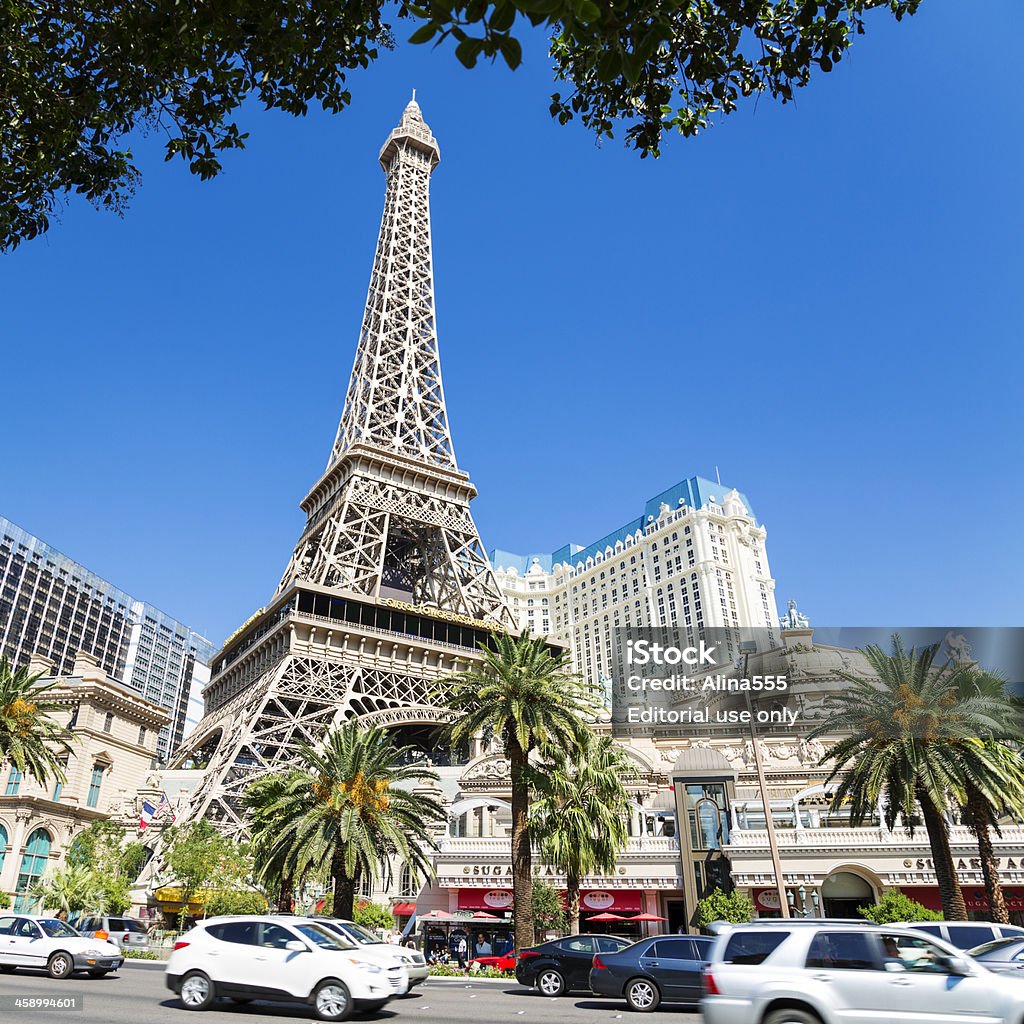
[171,97,514,833]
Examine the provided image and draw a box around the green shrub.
[696,887,754,928]
[353,900,394,931]
[204,890,268,916]
[858,888,941,925]
[123,949,163,960]
[0,892,11,909]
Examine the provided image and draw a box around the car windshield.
[970,937,1021,956]
[334,922,377,945]
[296,924,356,950]
[39,920,80,938]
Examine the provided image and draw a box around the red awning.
[392,903,416,916]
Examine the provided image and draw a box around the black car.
[589,934,714,1012]
[515,934,632,996]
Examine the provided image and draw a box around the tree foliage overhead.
[2,0,920,250]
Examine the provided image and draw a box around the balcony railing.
[436,835,680,856]
[727,823,1024,851]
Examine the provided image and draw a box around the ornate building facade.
[0,651,168,910]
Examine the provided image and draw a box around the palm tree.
[30,865,105,919]
[0,655,69,787]
[952,671,1024,924]
[444,631,595,954]
[810,635,1011,920]
[529,734,635,934]
[244,774,301,912]
[250,722,443,919]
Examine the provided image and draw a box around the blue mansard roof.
[489,475,754,573]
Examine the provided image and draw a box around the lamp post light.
[738,640,790,919]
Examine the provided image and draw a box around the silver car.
[76,915,149,952]
[702,920,1024,1024]
[967,936,1024,976]
[315,919,429,988]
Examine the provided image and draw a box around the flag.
[139,800,157,830]
[153,792,176,824]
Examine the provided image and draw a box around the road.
[0,962,703,1023]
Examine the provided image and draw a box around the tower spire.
[330,99,449,469]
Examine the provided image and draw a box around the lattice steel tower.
[171,99,513,831]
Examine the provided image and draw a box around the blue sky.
[2,0,1021,647]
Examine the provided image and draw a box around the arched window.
[15,828,51,911]
[0,822,8,875]
[399,865,415,897]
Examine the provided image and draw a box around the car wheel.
[47,952,74,980]
[537,969,565,997]
[764,1009,822,1024]
[625,977,661,1012]
[312,978,352,1022]
[179,970,216,1011]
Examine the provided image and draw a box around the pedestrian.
[455,932,468,972]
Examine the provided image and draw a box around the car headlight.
[83,949,104,956]
[348,959,382,973]
[396,955,410,963]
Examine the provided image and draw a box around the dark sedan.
[589,934,714,1012]
[515,934,632,996]
[969,936,1024,975]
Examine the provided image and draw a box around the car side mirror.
[285,940,307,952]
[941,955,970,976]
[884,961,907,973]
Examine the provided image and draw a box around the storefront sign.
[581,890,643,912]
[754,889,782,910]
[901,886,1024,913]
[458,889,513,911]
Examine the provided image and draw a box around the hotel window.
[86,764,105,808]
[138,726,147,746]
[5,769,22,796]
[103,712,114,733]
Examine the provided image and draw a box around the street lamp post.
[738,640,790,919]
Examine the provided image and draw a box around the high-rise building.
[491,477,779,686]
[0,516,214,761]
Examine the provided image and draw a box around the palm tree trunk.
[566,871,581,936]
[509,736,534,953]
[277,873,294,914]
[332,849,356,920]
[964,783,1009,924]
[917,785,966,920]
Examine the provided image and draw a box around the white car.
[0,913,124,978]
[702,920,1024,1024]
[165,915,408,1021]
[316,918,429,987]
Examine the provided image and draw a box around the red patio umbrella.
[470,911,500,920]
[419,909,455,920]
[587,912,626,921]
[629,913,667,922]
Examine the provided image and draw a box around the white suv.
[315,919,429,988]
[702,920,1024,1024]
[165,915,408,1021]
